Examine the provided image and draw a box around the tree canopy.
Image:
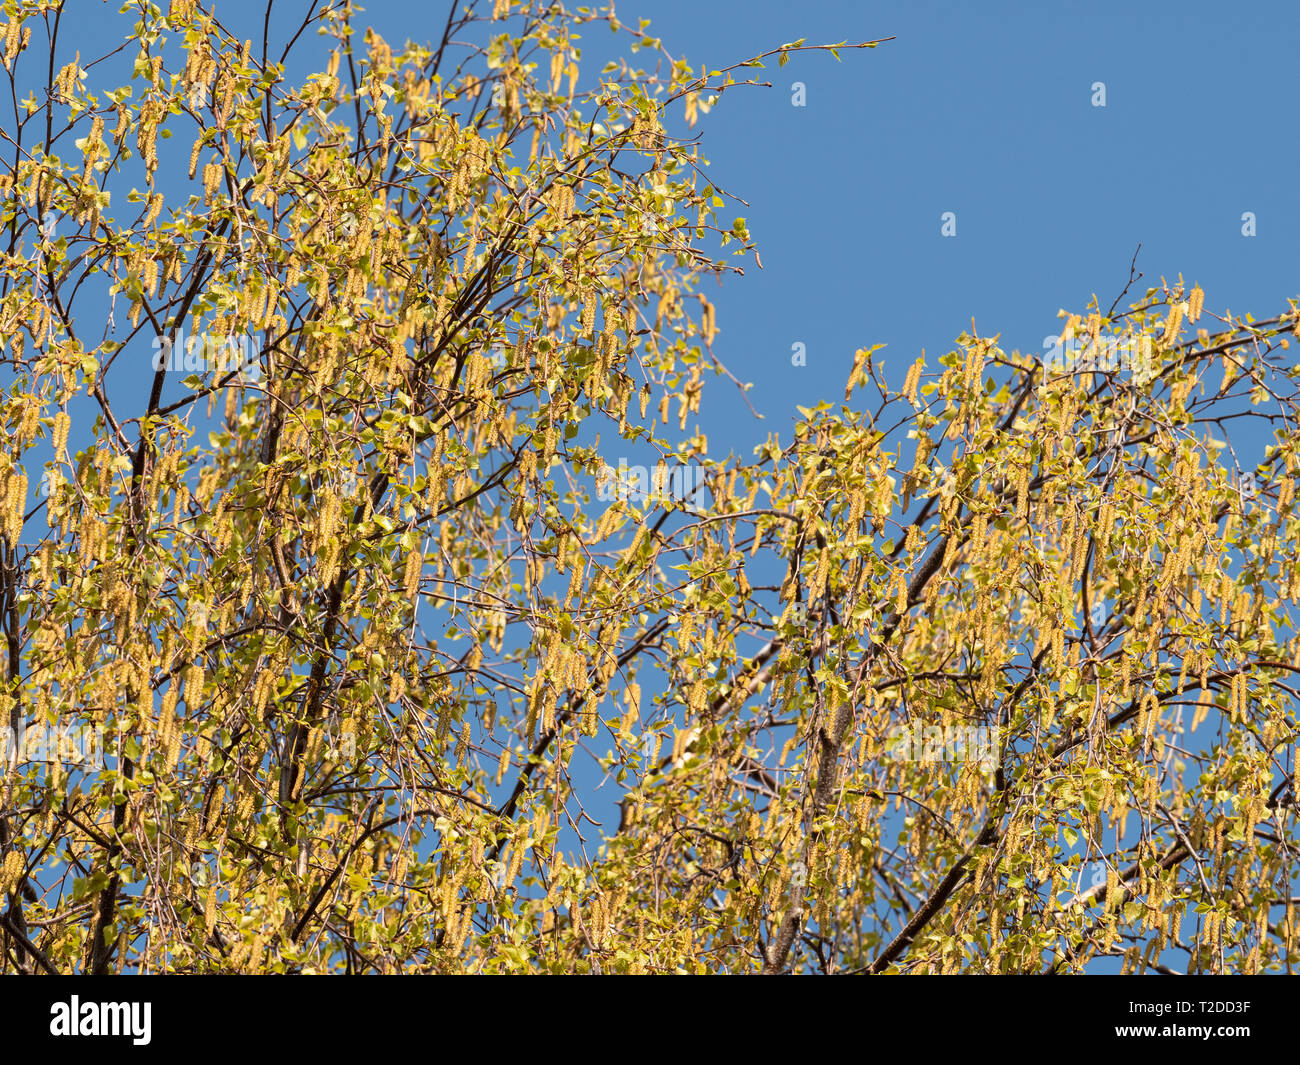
[0,0,1295,975]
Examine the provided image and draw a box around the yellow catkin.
[811,547,831,599]
[3,21,22,67]
[144,191,165,228]
[904,359,923,404]
[701,299,716,344]
[204,787,224,835]
[1142,692,1160,750]
[1105,865,1121,911]
[403,548,422,599]
[1161,305,1184,346]
[202,161,222,199]
[1,850,22,893]
[47,422,68,483]
[7,473,26,541]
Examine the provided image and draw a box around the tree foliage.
[0,1,1295,975]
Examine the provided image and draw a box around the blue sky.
[615,0,1300,439]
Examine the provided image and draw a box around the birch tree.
[0,0,1294,975]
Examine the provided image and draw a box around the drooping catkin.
[1,850,22,893]
[903,359,923,405]
[3,20,22,68]
[1161,305,1184,347]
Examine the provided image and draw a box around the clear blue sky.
[613,0,1300,442]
